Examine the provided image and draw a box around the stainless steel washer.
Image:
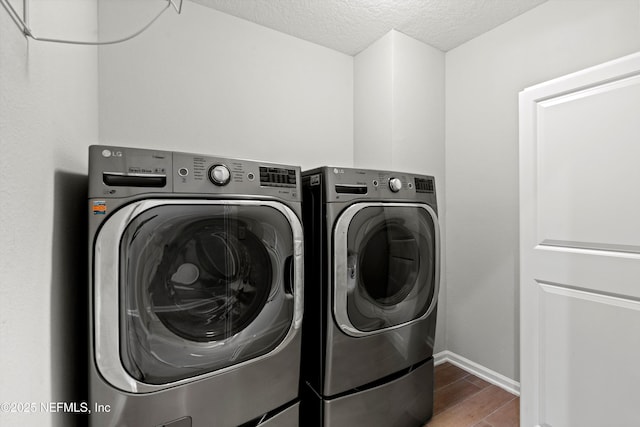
[88,145,303,427]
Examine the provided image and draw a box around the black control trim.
[259,166,297,188]
[414,177,435,193]
[103,173,166,188]
[335,184,367,194]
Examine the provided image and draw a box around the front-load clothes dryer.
[301,167,440,427]
[88,145,303,427]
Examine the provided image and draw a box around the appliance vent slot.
[414,178,434,193]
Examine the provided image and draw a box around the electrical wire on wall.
[0,0,182,45]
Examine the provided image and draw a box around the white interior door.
[519,52,640,427]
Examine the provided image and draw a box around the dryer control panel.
[304,166,436,205]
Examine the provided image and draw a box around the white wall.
[354,30,446,351]
[445,0,640,382]
[98,1,353,169]
[353,32,394,169]
[0,4,99,427]
[390,33,445,175]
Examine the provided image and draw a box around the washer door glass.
[119,203,296,385]
[337,204,438,333]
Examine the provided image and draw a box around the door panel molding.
[538,240,640,257]
[537,281,640,311]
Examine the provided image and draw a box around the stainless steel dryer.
[300,167,440,426]
[88,145,303,427]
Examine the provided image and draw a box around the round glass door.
[358,221,421,306]
[118,202,297,385]
[334,203,439,335]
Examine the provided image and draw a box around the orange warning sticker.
[93,201,107,215]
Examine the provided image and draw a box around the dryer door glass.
[119,203,296,385]
[343,205,437,332]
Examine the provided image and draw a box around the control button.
[208,164,231,186]
[178,167,189,177]
[247,172,255,181]
[389,177,402,192]
[372,179,379,187]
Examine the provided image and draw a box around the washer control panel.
[89,145,301,202]
[173,153,298,200]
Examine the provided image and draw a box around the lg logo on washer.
[101,149,123,158]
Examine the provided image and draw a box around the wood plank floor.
[424,362,519,427]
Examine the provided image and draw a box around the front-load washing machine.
[300,167,440,426]
[88,145,303,427]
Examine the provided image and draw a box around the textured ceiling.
[190,0,548,55]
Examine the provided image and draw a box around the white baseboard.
[433,350,520,396]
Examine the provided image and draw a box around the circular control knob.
[208,164,231,186]
[389,177,403,192]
